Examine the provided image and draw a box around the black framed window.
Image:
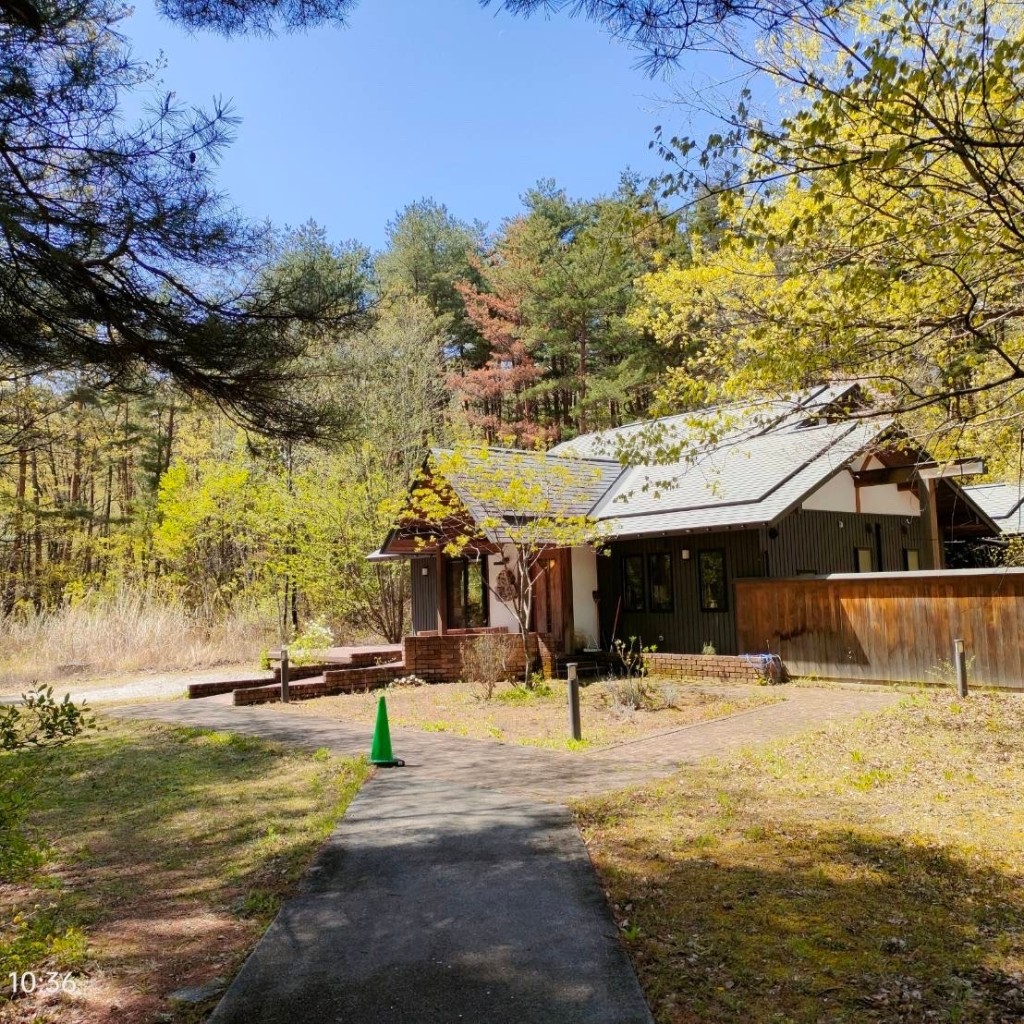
[622,555,645,612]
[698,549,728,612]
[647,552,674,612]
[446,558,488,628]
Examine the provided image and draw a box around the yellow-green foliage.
[632,0,1024,462]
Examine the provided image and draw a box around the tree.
[0,0,366,443]
[629,0,1024,463]
[488,0,845,68]
[452,180,678,440]
[376,199,486,362]
[403,445,603,684]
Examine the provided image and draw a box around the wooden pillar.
[435,547,447,635]
[919,477,944,570]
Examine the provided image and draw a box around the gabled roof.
[434,447,623,523]
[550,382,863,462]
[962,483,1024,535]
[385,384,985,550]
[591,419,886,538]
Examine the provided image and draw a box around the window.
[904,548,920,571]
[622,555,645,612]
[446,558,488,629]
[855,547,874,572]
[698,550,728,612]
[647,552,674,612]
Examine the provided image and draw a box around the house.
[378,384,996,670]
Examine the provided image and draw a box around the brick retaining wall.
[646,652,773,683]
[404,631,558,683]
[233,663,406,705]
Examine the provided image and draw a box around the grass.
[0,587,271,692]
[575,690,1024,1023]
[0,718,368,1023]
[278,677,782,752]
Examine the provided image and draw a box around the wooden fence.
[735,569,1024,689]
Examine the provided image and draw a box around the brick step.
[234,662,406,705]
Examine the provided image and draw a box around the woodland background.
[3,0,1024,683]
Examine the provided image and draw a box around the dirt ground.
[277,677,782,751]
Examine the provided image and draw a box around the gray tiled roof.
[592,420,884,537]
[433,385,892,539]
[431,447,624,543]
[962,483,1024,534]
[550,383,861,462]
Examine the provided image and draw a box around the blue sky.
[123,0,728,249]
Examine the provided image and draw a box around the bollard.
[280,645,290,704]
[953,638,968,698]
[567,662,581,741]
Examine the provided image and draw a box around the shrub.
[603,677,659,712]
[462,634,513,699]
[702,641,717,655]
[0,686,96,751]
[612,636,656,678]
[290,619,335,666]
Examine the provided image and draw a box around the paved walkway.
[209,774,653,1024]
[109,684,899,800]
[108,685,898,1023]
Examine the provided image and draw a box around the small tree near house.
[403,444,604,686]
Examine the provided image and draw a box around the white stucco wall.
[570,546,600,649]
[487,548,522,633]
[801,471,857,512]
[802,459,921,517]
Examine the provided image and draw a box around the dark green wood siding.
[599,511,924,655]
[599,532,764,655]
[410,557,437,634]
[767,510,922,577]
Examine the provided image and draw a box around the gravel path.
[0,666,270,705]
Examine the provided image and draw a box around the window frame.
[446,557,489,629]
[647,551,674,613]
[698,548,728,613]
[621,554,646,612]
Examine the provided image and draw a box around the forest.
[2,0,1024,682]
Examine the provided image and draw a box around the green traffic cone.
[370,693,404,767]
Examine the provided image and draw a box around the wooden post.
[435,548,447,636]
[953,638,968,698]
[280,646,290,704]
[567,662,581,741]
[919,477,944,569]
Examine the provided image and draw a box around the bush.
[462,634,513,699]
[612,636,656,678]
[0,686,96,751]
[603,676,659,713]
[290,619,335,666]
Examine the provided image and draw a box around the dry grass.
[278,677,782,751]
[0,589,272,693]
[0,718,368,1024]
[576,690,1024,1023]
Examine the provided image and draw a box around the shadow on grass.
[1,719,367,1021]
[594,821,1024,1024]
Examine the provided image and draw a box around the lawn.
[0,718,368,1024]
[278,677,782,750]
[576,690,1024,1024]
